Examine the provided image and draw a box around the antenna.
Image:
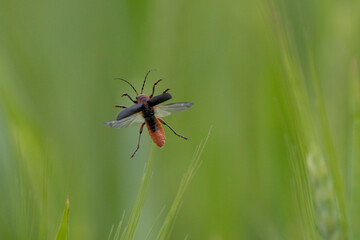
[114,78,138,95]
[141,69,156,94]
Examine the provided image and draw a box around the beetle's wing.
[116,103,144,120]
[155,102,194,118]
[148,93,172,107]
[104,112,144,128]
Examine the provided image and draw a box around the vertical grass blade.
[265,1,346,239]
[118,145,155,240]
[55,197,70,240]
[155,126,212,240]
[110,211,125,240]
[306,145,341,239]
[145,206,166,240]
[349,59,360,239]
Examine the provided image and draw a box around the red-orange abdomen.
[146,118,165,147]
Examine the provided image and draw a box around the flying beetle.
[104,70,194,158]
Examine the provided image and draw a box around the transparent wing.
[104,112,144,128]
[155,102,194,118]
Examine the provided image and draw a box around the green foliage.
[265,2,356,238]
[0,0,359,239]
[55,197,70,240]
[155,127,211,240]
[111,129,210,240]
[118,146,155,240]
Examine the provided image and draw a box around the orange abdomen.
[146,118,166,147]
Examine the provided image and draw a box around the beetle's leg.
[131,122,145,158]
[158,118,188,140]
[163,88,170,94]
[150,79,163,98]
[122,93,136,103]
[114,105,127,108]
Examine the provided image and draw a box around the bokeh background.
[0,0,359,239]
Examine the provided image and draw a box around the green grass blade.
[156,126,212,240]
[265,1,346,239]
[55,197,70,240]
[118,145,155,240]
[111,211,125,240]
[145,206,166,240]
[348,59,360,240]
[108,225,115,240]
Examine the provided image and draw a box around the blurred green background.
[0,0,359,239]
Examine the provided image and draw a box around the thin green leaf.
[55,197,70,240]
[119,145,155,240]
[156,126,212,240]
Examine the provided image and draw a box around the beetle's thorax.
[136,94,150,104]
[142,101,158,132]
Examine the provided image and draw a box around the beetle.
[104,70,193,158]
